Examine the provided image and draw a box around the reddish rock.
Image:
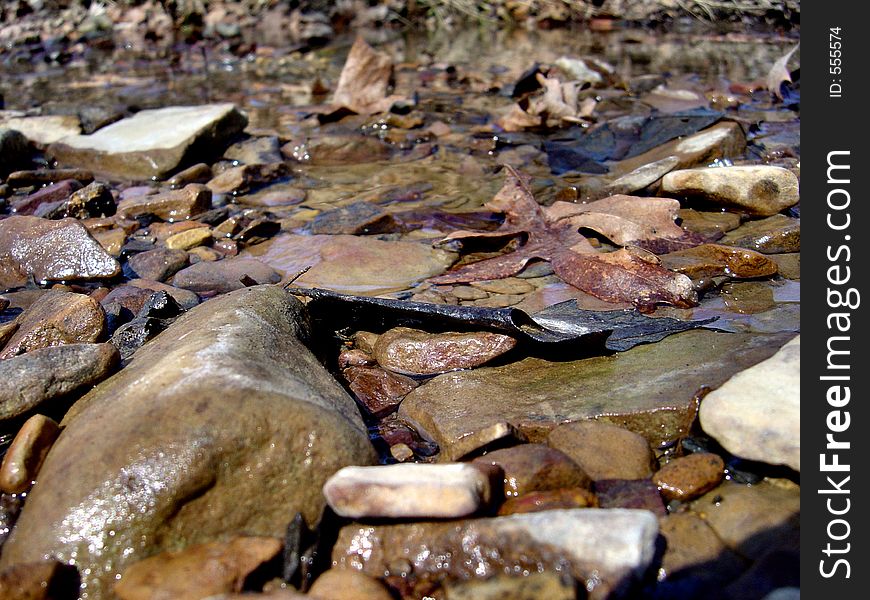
[116,184,212,222]
[594,479,666,517]
[547,421,656,481]
[473,443,592,498]
[0,414,61,494]
[206,162,291,195]
[497,487,598,515]
[344,365,418,417]
[172,257,281,296]
[654,452,725,501]
[127,248,189,282]
[9,179,82,215]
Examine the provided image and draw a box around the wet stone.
[497,487,598,515]
[57,181,116,219]
[700,335,800,471]
[168,162,213,188]
[308,569,394,600]
[0,291,107,359]
[343,365,418,417]
[309,201,395,235]
[720,214,800,254]
[0,414,61,494]
[172,256,281,296]
[400,331,793,456]
[9,179,82,215]
[0,559,79,600]
[605,155,679,195]
[0,114,81,146]
[659,243,778,280]
[284,134,393,165]
[165,226,212,250]
[115,536,283,600]
[653,452,725,502]
[48,104,248,180]
[206,162,291,195]
[111,316,164,359]
[323,463,493,519]
[5,168,94,189]
[0,128,29,177]
[451,284,489,300]
[126,278,200,310]
[0,493,23,548]
[116,183,212,222]
[470,277,536,295]
[91,228,127,257]
[373,327,517,376]
[126,247,189,282]
[224,136,283,165]
[770,253,799,280]
[100,285,154,331]
[662,165,799,217]
[721,547,800,600]
[0,343,119,421]
[472,443,592,499]
[547,421,656,481]
[471,293,525,308]
[442,571,577,600]
[594,479,666,517]
[332,508,659,600]
[677,208,742,238]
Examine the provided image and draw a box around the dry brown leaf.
[544,195,705,254]
[432,168,698,309]
[496,74,595,131]
[766,43,799,100]
[331,37,404,115]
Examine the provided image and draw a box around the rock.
[471,277,536,295]
[373,327,517,376]
[101,285,155,330]
[48,104,248,180]
[168,162,213,188]
[442,572,577,600]
[115,537,282,600]
[662,166,799,217]
[332,508,659,599]
[613,122,746,175]
[0,286,376,599]
[594,479,666,516]
[309,201,395,235]
[720,215,800,254]
[0,128,29,177]
[343,365,418,417]
[165,227,212,250]
[56,181,116,219]
[0,291,107,359]
[172,257,281,296]
[206,162,291,195]
[111,317,164,359]
[472,443,591,499]
[546,421,655,481]
[5,168,94,188]
[659,244,778,280]
[116,183,212,222]
[126,248,189,282]
[605,156,679,195]
[0,559,79,600]
[10,179,82,215]
[763,589,801,600]
[0,414,61,494]
[324,463,493,519]
[0,216,121,289]
[400,331,791,458]
[224,136,283,165]
[497,487,598,515]
[699,335,800,471]
[0,344,119,421]
[126,278,200,310]
[243,233,456,296]
[309,569,394,600]
[653,453,725,501]
[0,321,17,348]
[720,547,799,600]
[691,480,799,561]
[0,114,81,146]
[677,208,741,238]
[451,285,489,300]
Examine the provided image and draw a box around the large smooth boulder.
[0,285,376,599]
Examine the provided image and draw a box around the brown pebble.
[308,568,394,600]
[344,365,418,417]
[595,478,666,516]
[654,452,725,501]
[473,443,592,498]
[0,415,61,494]
[547,421,656,481]
[168,163,213,188]
[497,487,598,515]
[6,168,94,188]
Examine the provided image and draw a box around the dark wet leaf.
[288,287,715,351]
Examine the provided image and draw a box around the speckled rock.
[700,336,800,471]
[472,443,591,499]
[172,256,281,296]
[720,215,800,254]
[0,415,61,494]
[114,537,282,600]
[0,291,107,359]
[662,166,799,216]
[654,452,725,501]
[0,344,119,421]
[547,421,655,481]
[0,286,376,599]
[373,327,517,376]
[48,104,248,180]
[324,463,493,519]
[332,508,659,600]
[0,216,121,289]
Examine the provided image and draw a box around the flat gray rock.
[700,335,800,470]
[47,104,247,180]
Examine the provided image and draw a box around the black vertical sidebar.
[802,1,867,597]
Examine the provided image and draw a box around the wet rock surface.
[0,414,60,494]
[546,421,656,481]
[662,166,799,216]
[0,286,376,598]
[720,214,800,254]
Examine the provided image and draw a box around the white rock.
[1,114,81,146]
[323,463,492,518]
[700,335,799,470]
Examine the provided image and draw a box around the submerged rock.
[332,508,659,599]
[659,243,778,280]
[662,165,799,216]
[48,104,248,180]
[720,215,800,254]
[323,463,493,519]
[0,286,376,598]
[171,256,281,296]
[0,216,121,289]
[653,452,725,501]
[472,443,591,498]
[699,335,800,471]
[0,344,119,421]
[546,421,655,481]
[373,327,517,376]
[400,331,793,457]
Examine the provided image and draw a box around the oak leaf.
[431,167,698,309]
[331,37,405,115]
